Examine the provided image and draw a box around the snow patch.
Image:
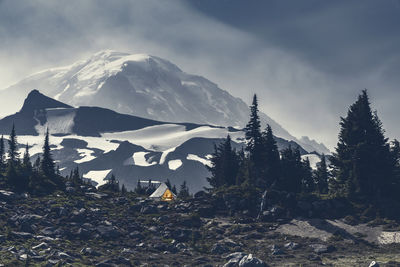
[168,160,182,170]
[159,147,176,165]
[133,152,157,167]
[102,124,243,152]
[83,169,112,187]
[74,148,96,163]
[187,154,212,167]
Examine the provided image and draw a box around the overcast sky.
[0,0,399,149]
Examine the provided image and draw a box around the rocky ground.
[1,189,400,267]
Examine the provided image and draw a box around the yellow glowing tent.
[149,182,176,201]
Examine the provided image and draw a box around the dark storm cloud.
[0,0,399,149]
[189,0,400,75]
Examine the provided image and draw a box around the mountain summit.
[20,89,72,114]
[0,50,329,154]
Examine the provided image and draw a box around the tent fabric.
[162,189,174,201]
[150,182,176,201]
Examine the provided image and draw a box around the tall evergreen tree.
[71,166,81,186]
[134,179,145,195]
[0,135,5,173]
[33,156,41,172]
[41,129,55,178]
[7,124,19,164]
[207,135,239,188]
[19,144,32,192]
[390,140,400,198]
[244,94,264,184]
[331,90,395,199]
[22,144,32,171]
[279,146,303,193]
[165,179,173,190]
[301,158,314,193]
[260,125,281,188]
[236,148,249,186]
[314,155,329,194]
[121,184,127,194]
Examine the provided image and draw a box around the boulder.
[284,242,299,250]
[309,244,335,254]
[369,261,379,267]
[238,254,267,267]
[32,242,49,250]
[10,231,33,239]
[271,244,284,255]
[0,190,16,201]
[223,252,247,267]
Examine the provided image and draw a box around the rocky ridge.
[1,188,400,266]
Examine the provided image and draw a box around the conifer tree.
[207,135,239,188]
[260,125,281,188]
[331,90,395,199]
[236,148,249,186]
[33,156,41,172]
[301,158,314,193]
[279,146,303,193]
[19,144,32,192]
[244,94,264,185]
[22,144,32,171]
[41,129,55,178]
[0,135,5,173]
[121,184,127,194]
[178,180,190,198]
[134,180,145,195]
[172,185,177,195]
[72,167,81,186]
[314,155,329,194]
[165,179,173,190]
[7,124,19,165]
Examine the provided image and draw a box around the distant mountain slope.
[0,50,328,154]
[0,90,72,135]
[0,91,313,192]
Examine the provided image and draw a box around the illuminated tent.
[149,182,176,201]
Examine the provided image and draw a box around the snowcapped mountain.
[0,90,311,193]
[0,50,329,154]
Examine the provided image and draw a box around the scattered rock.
[271,244,284,255]
[369,261,379,267]
[238,254,266,267]
[309,244,335,254]
[0,190,16,201]
[32,242,49,250]
[284,242,299,250]
[10,231,33,239]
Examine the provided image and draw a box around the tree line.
[0,122,190,198]
[0,125,64,194]
[207,91,400,204]
[0,125,126,195]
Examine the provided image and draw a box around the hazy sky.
[0,0,399,149]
